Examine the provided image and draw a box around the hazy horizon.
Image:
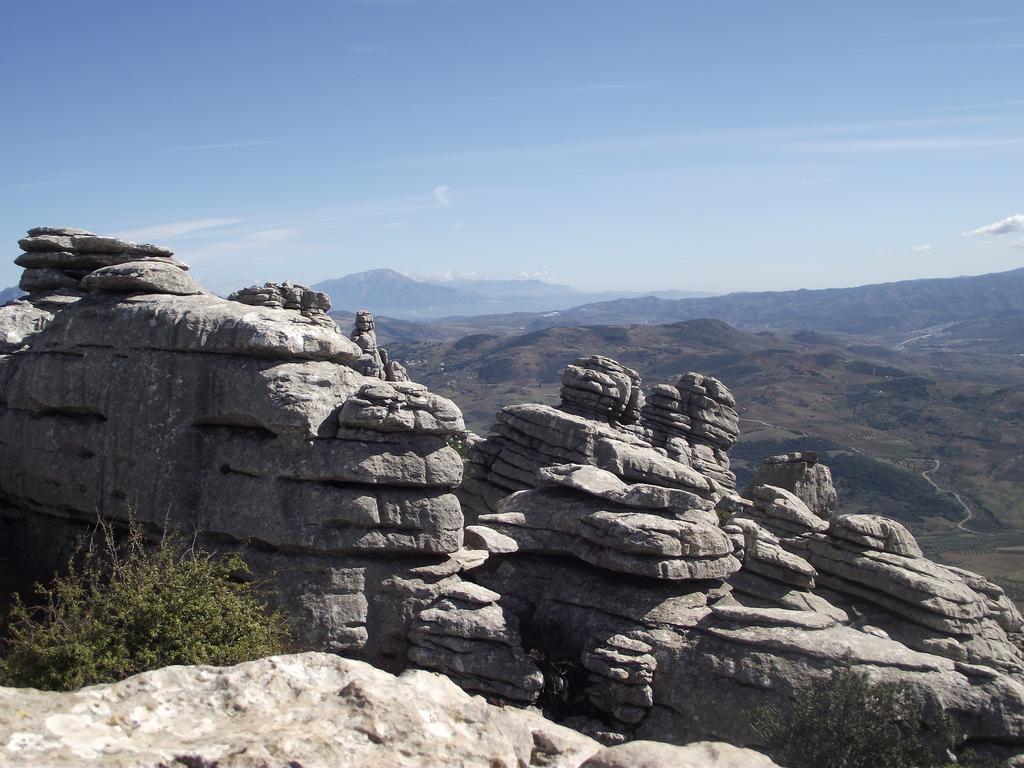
[2,1,1023,296]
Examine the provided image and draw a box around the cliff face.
[0,228,467,668]
[1,226,1024,763]
[455,355,1024,756]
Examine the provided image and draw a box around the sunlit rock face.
[0,227,467,668]
[452,352,1024,761]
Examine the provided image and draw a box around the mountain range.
[0,286,23,306]
[517,266,1024,341]
[313,268,709,319]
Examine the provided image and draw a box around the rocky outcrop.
[461,360,728,520]
[0,652,783,768]
[641,372,739,490]
[453,354,1024,758]
[347,309,410,383]
[0,227,466,668]
[746,451,837,518]
[560,355,644,425]
[1,228,195,353]
[3,229,1023,763]
[228,280,333,321]
[478,465,738,581]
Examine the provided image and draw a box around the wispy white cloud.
[433,185,452,207]
[116,218,245,242]
[781,136,1024,153]
[162,140,282,152]
[911,244,933,253]
[931,98,1024,113]
[243,227,298,243]
[482,84,654,102]
[916,41,1024,51]
[390,115,1024,168]
[15,174,80,191]
[965,214,1024,236]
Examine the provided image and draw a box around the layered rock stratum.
[0,228,465,669]
[2,226,1023,765]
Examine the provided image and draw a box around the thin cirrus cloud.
[161,140,283,152]
[481,83,654,102]
[780,136,1024,153]
[911,244,933,253]
[116,218,245,242]
[964,214,1024,237]
[433,186,452,207]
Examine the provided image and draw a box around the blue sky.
[2,0,1023,295]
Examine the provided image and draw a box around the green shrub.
[754,662,956,768]
[0,517,291,691]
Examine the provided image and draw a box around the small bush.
[754,662,956,768]
[0,517,291,691]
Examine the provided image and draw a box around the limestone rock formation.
[228,280,333,323]
[0,227,195,353]
[461,360,730,520]
[0,652,783,768]
[3,229,1024,763]
[746,451,837,519]
[560,355,644,425]
[0,653,596,768]
[453,354,1024,758]
[346,309,409,382]
[641,372,739,489]
[0,227,467,668]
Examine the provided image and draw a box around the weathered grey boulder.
[746,484,830,536]
[339,380,465,436]
[0,229,470,663]
[27,293,361,362]
[476,479,738,581]
[830,512,923,557]
[18,267,81,292]
[228,281,332,322]
[0,300,53,353]
[408,581,544,702]
[0,653,600,768]
[80,260,200,296]
[581,740,781,768]
[19,232,173,258]
[641,372,739,489]
[561,355,644,425]
[462,399,720,521]
[746,451,837,519]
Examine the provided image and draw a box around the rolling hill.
[408,266,1024,346]
[390,317,1024,603]
[314,268,710,319]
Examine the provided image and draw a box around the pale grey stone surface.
[746,451,837,519]
[0,653,600,768]
[80,260,200,296]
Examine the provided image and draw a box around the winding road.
[921,458,978,533]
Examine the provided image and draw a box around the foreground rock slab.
[0,653,778,768]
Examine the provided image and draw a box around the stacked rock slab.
[1,227,198,353]
[745,451,837,519]
[453,361,1024,760]
[347,309,410,383]
[560,356,644,425]
[461,357,725,521]
[0,227,468,669]
[641,372,739,490]
[228,281,333,323]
